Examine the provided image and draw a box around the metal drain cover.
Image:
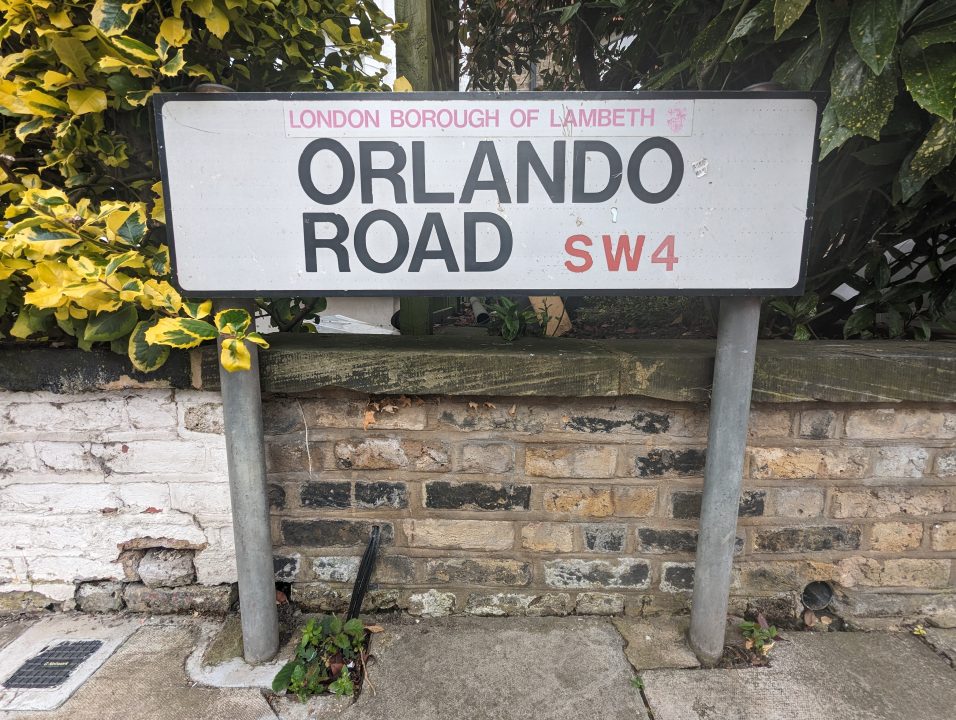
[3,640,104,689]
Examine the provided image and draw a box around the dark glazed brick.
[566,411,670,434]
[425,482,531,511]
[424,558,532,586]
[355,482,408,509]
[639,528,743,554]
[373,556,417,584]
[268,483,286,510]
[738,491,766,517]
[274,555,299,581]
[754,526,861,552]
[300,482,351,509]
[662,564,694,591]
[671,490,765,519]
[634,449,706,477]
[282,519,393,547]
[584,524,626,552]
[544,559,650,588]
[638,528,699,553]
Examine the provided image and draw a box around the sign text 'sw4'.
[154,92,822,296]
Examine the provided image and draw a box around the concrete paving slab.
[1,618,276,720]
[642,632,956,720]
[612,617,700,671]
[337,616,647,720]
[924,628,956,667]
[0,614,138,712]
[186,618,298,689]
[0,620,35,654]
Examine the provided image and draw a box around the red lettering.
[564,234,593,273]
[602,234,644,272]
[650,234,678,271]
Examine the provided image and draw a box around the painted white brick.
[169,483,232,515]
[28,582,77,602]
[34,442,102,474]
[5,398,126,433]
[113,482,171,510]
[126,391,178,430]
[91,440,209,474]
[0,483,118,513]
[194,524,237,585]
[0,443,38,473]
[27,555,120,582]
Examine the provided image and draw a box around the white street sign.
[155,92,821,296]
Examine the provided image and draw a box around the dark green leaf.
[830,40,898,139]
[912,0,956,30]
[84,305,139,342]
[844,307,876,337]
[910,118,956,178]
[272,661,299,692]
[850,0,899,75]
[730,0,773,41]
[558,2,581,24]
[819,101,855,157]
[912,20,956,48]
[912,317,931,339]
[773,0,812,38]
[901,39,956,118]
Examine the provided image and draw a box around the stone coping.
[3,336,954,403]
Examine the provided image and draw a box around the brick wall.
[264,391,956,626]
[0,389,235,613]
[2,385,955,626]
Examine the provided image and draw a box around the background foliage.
[0,0,400,370]
[461,0,956,339]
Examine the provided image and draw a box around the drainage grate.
[3,640,103,689]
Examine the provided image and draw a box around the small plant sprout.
[272,615,369,701]
[912,624,927,637]
[630,676,645,690]
[739,614,779,657]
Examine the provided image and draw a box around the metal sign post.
[154,90,820,666]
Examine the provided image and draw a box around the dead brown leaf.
[468,401,479,410]
[365,624,385,633]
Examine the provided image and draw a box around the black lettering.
[359,141,407,203]
[464,212,512,272]
[517,140,565,203]
[412,141,454,203]
[298,138,354,204]
[572,141,622,203]
[627,137,684,204]
[460,141,512,204]
[354,210,409,273]
[303,213,349,272]
[409,213,460,272]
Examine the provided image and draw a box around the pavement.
[0,613,953,720]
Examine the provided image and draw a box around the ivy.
[0,0,403,370]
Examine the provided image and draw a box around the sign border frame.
[153,90,825,298]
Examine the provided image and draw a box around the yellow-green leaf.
[393,75,413,92]
[183,300,213,319]
[214,307,251,334]
[159,17,191,46]
[48,10,74,30]
[220,337,251,371]
[205,5,230,39]
[50,35,92,81]
[773,0,812,39]
[91,0,140,37]
[111,34,159,62]
[67,87,107,115]
[245,331,269,348]
[22,89,70,117]
[160,49,186,76]
[128,319,170,371]
[145,316,217,348]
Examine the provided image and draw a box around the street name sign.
[154,92,821,296]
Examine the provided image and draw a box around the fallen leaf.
[142,507,162,514]
[509,404,517,416]
[380,403,398,414]
[365,624,385,633]
[276,590,289,605]
[468,401,479,410]
[398,396,412,408]
[819,615,832,626]
[803,609,818,627]
[363,409,377,430]
[484,402,496,409]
